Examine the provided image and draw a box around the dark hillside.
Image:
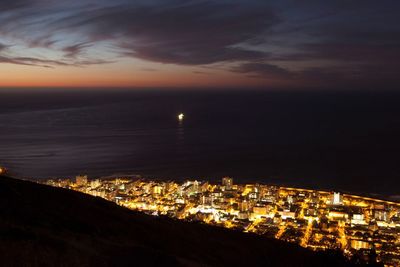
[0,175,357,266]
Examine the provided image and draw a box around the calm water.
[1,89,399,196]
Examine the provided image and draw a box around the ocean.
[1,89,399,197]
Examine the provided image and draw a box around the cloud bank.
[0,0,399,88]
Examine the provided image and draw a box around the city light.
[43,176,400,266]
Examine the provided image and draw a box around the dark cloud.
[75,59,114,66]
[0,43,10,51]
[273,43,400,65]
[291,65,396,89]
[306,43,400,64]
[232,63,292,79]
[232,60,400,89]
[0,0,32,11]
[0,54,112,68]
[54,1,277,65]
[62,42,92,58]
[123,47,267,65]
[0,55,63,67]
[0,0,399,88]
[29,37,58,49]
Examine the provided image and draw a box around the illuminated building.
[287,195,294,205]
[239,199,250,212]
[351,240,371,250]
[253,205,268,217]
[41,175,400,266]
[153,185,163,195]
[328,208,349,221]
[330,192,343,205]
[278,208,296,220]
[373,207,388,222]
[90,179,101,189]
[351,214,367,225]
[237,211,249,220]
[75,175,88,186]
[222,177,233,190]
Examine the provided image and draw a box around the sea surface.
[1,89,399,197]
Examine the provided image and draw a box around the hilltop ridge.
[0,175,358,266]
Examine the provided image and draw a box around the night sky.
[0,0,399,89]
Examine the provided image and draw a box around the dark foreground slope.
[0,175,354,267]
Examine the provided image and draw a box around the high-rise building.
[222,177,233,190]
[153,185,163,195]
[330,192,343,205]
[373,209,388,222]
[90,179,101,189]
[75,175,88,186]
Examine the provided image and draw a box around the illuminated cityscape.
[44,176,400,266]
[1,0,399,266]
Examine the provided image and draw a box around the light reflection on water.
[0,89,399,196]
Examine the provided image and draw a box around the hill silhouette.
[0,175,359,267]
